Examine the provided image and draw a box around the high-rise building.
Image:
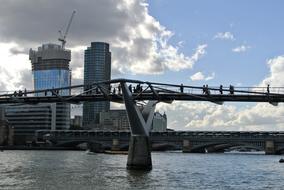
[29,43,71,130]
[83,42,111,129]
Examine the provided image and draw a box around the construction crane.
[58,10,76,49]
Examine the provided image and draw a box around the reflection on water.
[0,151,284,190]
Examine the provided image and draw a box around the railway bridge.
[35,130,284,155]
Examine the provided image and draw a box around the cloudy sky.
[0,0,284,131]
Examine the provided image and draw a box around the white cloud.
[190,71,215,81]
[214,32,235,41]
[205,72,215,81]
[157,54,284,131]
[190,72,204,81]
[0,42,31,91]
[261,55,284,87]
[0,0,207,79]
[232,45,251,53]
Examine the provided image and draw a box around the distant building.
[99,110,129,130]
[151,112,167,132]
[29,43,71,130]
[0,106,13,146]
[83,42,111,129]
[70,115,83,129]
[98,110,167,132]
[5,104,56,145]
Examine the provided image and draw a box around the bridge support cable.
[120,81,156,170]
[146,82,160,100]
[97,84,111,100]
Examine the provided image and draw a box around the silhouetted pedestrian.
[180,83,184,93]
[18,90,23,97]
[219,85,223,95]
[229,85,234,95]
[202,85,206,94]
[205,85,210,95]
[267,84,270,94]
[128,84,132,93]
[118,84,121,94]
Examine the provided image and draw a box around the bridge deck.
[0,93,283,104]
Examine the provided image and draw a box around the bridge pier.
[127,135,152,170]
[120,81,157,170]
[182,139,192,153]
[265,140,276,155]
[111,139,120,151]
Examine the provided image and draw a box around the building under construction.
[29,43,71,130]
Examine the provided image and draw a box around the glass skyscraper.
[29,43,71,129]
[83,42,111,128]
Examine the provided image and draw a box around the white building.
[98,109,167,132]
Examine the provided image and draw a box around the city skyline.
[0,0,284,131]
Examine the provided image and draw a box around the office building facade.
[83,42,111,128]
[5,104,56,144]
[98,110,167,132]
[0,106,13,146]
[29,43,71,130]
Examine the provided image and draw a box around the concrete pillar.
[127,135,152,170]
[111,139,120,151]
[182,139,192,153]
[265,140,276,155]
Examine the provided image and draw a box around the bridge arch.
[190,142,264,153]
[152,142,180,151]
[55,140,109,149]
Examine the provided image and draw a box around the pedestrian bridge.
[1,78,284,170]
[36,130,284,155]
[0,78,284,104]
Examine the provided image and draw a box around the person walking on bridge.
[128,84,132,93]
[229,85,234,95]
[267,84,270,94]
[205,85,210,95]
[180,83,184,93]
[202,85,206,94]
[219,85,223,95]
[118,84,121,95]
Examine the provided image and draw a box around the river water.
[0,151,284,190]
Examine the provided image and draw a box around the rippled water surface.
[0,151,284,190]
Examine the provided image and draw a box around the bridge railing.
[1,79,284,99]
